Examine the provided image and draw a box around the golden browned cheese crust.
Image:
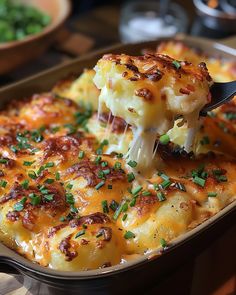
[0,42,236,271]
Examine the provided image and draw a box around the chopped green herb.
[122,213,128,221]
[117,153,123,158]
[193,176,206,187]
[0,158,8,164]
[96,231,103,238]
[122,202,128,212]
[51,126,60,134]
[172,60,181,69]
[175,182,186,192]
[127,172,135,183]
[107,184,113,190]
[75,229,86,238]
[0,180,7,188]
[82,224,87,229]
[59,216,66,222]
[95,181,105,190]
[217,175,227,182]
[157,192,166,202]
[14,197,27,212]
[208,192,217,197]
[101,200,109,213]
[224,112,236,120]
[113,201,125,220]
[10,145,18,153]
[101,161,108,167]
[29,194,40,206]
[66,193,75,204]
[55,172,60,181]
[124,231,135,239]
[95,156,102,165]
[44,178,54,184]
[44,194,54,201]
[45,162,54,168]
[66,183,73,189]
[131,185,142,195]
[142,190,151,196]
[23,160,35,166]
[160,179,171,189]
[130,197,137,207]
[103,169,110,175]
[28,171,37,180]
[114,161,121,170]
[160,238,167,248]
[64,124,77,135]
[109,200,119,211]
[158,172,169,180]
[21,179,29,189]
[127,160,137,168]
[78,151,85,159]
[98,170,105,179]
[159,134,170,145]
[31,130,44,143]
[70,205,78,213]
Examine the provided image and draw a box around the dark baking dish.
[0,35,236,295]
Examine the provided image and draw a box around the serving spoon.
[201,80,236,115]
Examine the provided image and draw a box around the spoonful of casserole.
[93,53,231,172]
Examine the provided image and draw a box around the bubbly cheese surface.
[0,42,235,272]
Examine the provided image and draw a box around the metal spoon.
[201,80,236,115]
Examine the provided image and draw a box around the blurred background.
[0,0,235,86]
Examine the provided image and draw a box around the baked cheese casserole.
[0,41,235,271]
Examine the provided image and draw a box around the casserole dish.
[0,35,236,295]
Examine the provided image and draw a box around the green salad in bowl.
[0,0,51,43]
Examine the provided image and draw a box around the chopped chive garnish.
[95,156,101,165]
[124,231,135,239]
[142,190,151,196]
[131,185,142,195]
[107,184,113,190]
[101,200,109,213]
[95,181,105,190]
[10,145,18,153]
[193,176,206,187]
[127,160,137,168]
[96,231,103,238]
[44,178,54,184]
[172,60,181,69]
[37,165,45,175]
[0,180,7,188]
[130,197,137,207]
[109,200,119,211]
[175,182,186,192]
[14,197,27,212]
[0,158,8,164]
[70,205,78,213]
[75,229,85,238]
[157,192,166,202]
[29,194,40,206]
[103,169,110,175]
[55,172,60,180]
[117,153,123,158]
[59,216,66,222]
[101,161,108,167]
[158,172,169,180]
[122,213,128,221]
[114,161,121,170]
[208,192,217,197]
[66,193,75,204]
[21,179,29,189]
[31,130,44,143]
[127,172,135,183]
[217,175,227,182]
[45,162,54,168]
[82,224,87,229]
[122,202,128,212]
[159,134,170,145]
[66,183,73,189]
[28,171,37,179]
[44,194,54,201]
[113,201,124,220]
[78,151,85,159]
[160,238,167,248]
[23,160,35,166]
[160,179,171,189]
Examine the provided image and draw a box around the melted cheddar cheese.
[0,41,235,271]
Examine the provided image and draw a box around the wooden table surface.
[0,3,236,295]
